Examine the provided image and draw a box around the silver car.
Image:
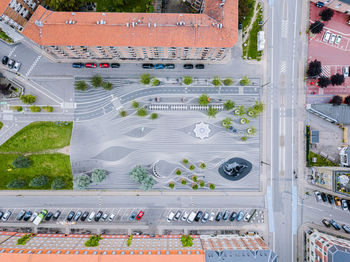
[13,61,21,72]
[343,66,349,78]
[201,212,209,223]
[329,33,336,44]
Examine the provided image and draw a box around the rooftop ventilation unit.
[65,20,68,24]
[148,22,151,28]
[72,12,75,15]
[97,20,99,24]
[154,23,156,28]
[138,19,141,23]
[132,22,135,27]
[126,22,129,27]
[69,20,72,24]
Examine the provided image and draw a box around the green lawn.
[0,154,73,189]
[0,122,72,153]
[239,0,256,30]
[96,0,154,13]
[308,151,337,167]
[0,30,14,43]
[246,7,263,60]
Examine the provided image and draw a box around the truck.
[33,209,47,226]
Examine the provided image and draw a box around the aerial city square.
[0,0,349,261]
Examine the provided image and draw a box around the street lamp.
[260,161,270,166]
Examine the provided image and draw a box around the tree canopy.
[331,73,345,86]
[319,8,334,22]
[310,20,324,34]
[307,60,322,78]
[318,76,330,88]
[129,166,156,191]
[91,169,107,183]
[198,94,211,106]
[330,95,342,105]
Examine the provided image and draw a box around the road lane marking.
[25,55,42,77]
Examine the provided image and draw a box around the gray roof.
[339,0,350,5]
[205,250,278,262]
[310,104,350,125]
[328,244,350,262]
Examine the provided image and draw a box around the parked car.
[16,210,26,221]
[194,211,203,222]
[154,64,164,69]
[187,211,196,223]
[108,213,115,222]
[327,194,334,205]
[94,211,103,222]
[66,211,75,221]
[201,212,209,223]
[223,210,230,220]
[322,219,330,227]
[183,64,194,69]
[30,212,38,222]
[323,31,331,43]
[0,211,3,220]
[181,211,189,221]
[111,63,120,68]
[314,191,322,202]
[85,63,97,68]
[195,64,205,69]
[7,59,15,69]
[329,33,336,44]
[330,219,341,230]
[229,211,237,221]
[129,212,137,221]
[174,211,181,221]
[209,212,215,222]
[45,212,53,221]
[236,211,244,222]
[2,211,12,221]
[343,66,349,78]
[316,1,324,8]
[334,196,341,206]
[215,212,222,222]
[342,224,350,234]
[72,63,84,68]
[320,192,327,202]
[99,63,109,68]
[101,213,108,221]
[23,211,32,221]
[142,63,153,69]
[244,212,252,222]
[165,64,175,69]
[2,56,8,65]
[53,210,61,220]
[136,210,144,220]
[73,211,82,221]
[335,35,342,45]
[341,199,348,211]
[347,200,350,211]
[87,211,95,222]
[80,211,89,221]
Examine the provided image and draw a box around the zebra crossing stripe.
[25,55,42,77]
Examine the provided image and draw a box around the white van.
[167,211,175,222]
[323,31,331,43]
[187,211,197,223]
[87,211,95,222]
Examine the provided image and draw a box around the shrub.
[176,169,181,175]
[222,117,232,130]
[17,234,33,245]
[85,235,102,247]
[330,73,345,86]
[126,235,133,247]
[150,113,158,120]
[10,106,23,112]
[198,94,211,106]
[224,100,235,110]
[120,110,127,117]
[132,100,139,109]
[102,81,113,90]
[320,8,334,22]
[307,60,322,78]
[183,76,193,85]
[241,117,249,124]
[192,184,198,190]
[240,76,251,86]
[7,179,26,189]
[200,163,206,169]
[75,80,88,91]
[330,95,342,105]
[91,169,107,183]
[199,180,205,187]
[189,164,195,170]
[51,177,66,190]
[169,182,175,189]
[182,159,189,165]
[0,121,3,130]
[75,174,91,190]
[12,155,31,168]
[192,175,198,182]
[29,105,41,112]
[209,183,215,190]
[137,108,148,117]
[130,166,156,191]
[241,136,248,141]
[223,78,233,86]
[208,106,218,118]
[318,76,331,88]
[42,106,54,112]
[181,179,187,185]
[91,75,103,88]
[29,175,49,188]
[20,94,36,104]
[212,76,221,87]
[141,74,151,85]
[181,235,193,247]
[152,78,160,86]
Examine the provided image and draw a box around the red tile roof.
[0,0,10,16]
[22,0,237,48]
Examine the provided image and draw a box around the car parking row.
[2,56,21,72]
[323,30,342,45]
[71,62,205,70]
[314,190,349,212]
[321,218,350,234]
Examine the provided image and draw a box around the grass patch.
[240,0,256,30]
[0,29,14,43]
[0,122,72,153]
[0,154,73,189]
[96,0,154,13]
[246,7,263,60]
[308,151,337,167]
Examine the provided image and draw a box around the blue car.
[154,64,165,69]
[129,212,137,221]
[236,211,244,221]
[72,63,84,68]
[330,219,340,230]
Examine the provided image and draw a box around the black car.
[73,211,82,221]
[2,56,8,65]
[330,219,340,230]
[229,211,237,221]
[111,63,120,68]
[215,212,222,222]
[142,63,153,69]
[66,211,75,221]
[322,219,330,227]
[327,194,334,205]
[45,212,53,221]
[223,210,230,220]
[72,63,84,68]
[183,64,194,69]
[16,210,26,221]
[320,192,327,202]
[165,64,175,69]
[53,210,61,220]
[23,211,32,221]
[0,211,3,219]
[342,224,350,234]
[347,200,350,211]
[195,64,205,69]
[81,211,89,221]
[194,211,203,222]
[94,211,103,222]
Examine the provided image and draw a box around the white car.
[108,213,115,222]
[181,211,189,221]
[314,191,322,202]
[335,35,342,45]
[323,31,331,42]
[343,66,349,77]
[208,212,215,222]
[329,33,336,44]
[167,211,175,222]
[243,212,251,222]
[13,61,21,72]
[186,211,196,223]
[29,212,38,222]
[87,211,95,222]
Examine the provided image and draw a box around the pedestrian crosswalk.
[280,61,287,73]
[281,20,288,38]
[25,55,42,77]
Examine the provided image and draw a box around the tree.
[189,164,195,170]
[152,78,160,86]
[253,101,264,114]
[318,76,331,88]
[91,75,103,88]
[224,100,235,110]
[141,74,151,85]
[247,127,256,136]
[212,76,221,87]
[331,74,345,86]
[75,174,91,190]
[320,8,334,22]
[235,105,246,115]
[207,106,218,118]
[181,235,193,247]
[198,94,211,106]
[240,76,251,86]
[150,113,158,120]
[120,110,127,117]
[44,0,86,11]
[42,106,54,112]
[12,155,31,168]
[192,184,198,190]
[200,163,206,169]
[183,76,193,85]
[309,20,324,34]
[91,169,107,183]
[182,159,189,165]
[29,105,41,112]
[85,235,102,247]
[0,84,11,95]
[140,176,156,191]
[345,96,350,106]
[51,177,66,190]
[209,183,215,190]
[20,94,36,104]
[10,106,23,112]
[0,121,2,130]
[223,78,233,86]
[130,166,156,191]
[29,175,49,188]
[102,81,113,90]
[199,180,205,187]
[132,100,139,109]
[137,108,147,117]
[192,175,198,182]
[75,80,88,91]
[169,182,175,189]
[330,95,342,105]
[7,179,26,189]
[240,117,249,124]
[181,179,187,185]
[176,169,181,175]
[307,60,322,78]
[222,117,232,130]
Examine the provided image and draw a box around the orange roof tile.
[0,0,10,16]
[22,0,237,48]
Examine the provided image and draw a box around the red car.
[136,211,144,220]
[99,63,110,68]
[85,63,97,68]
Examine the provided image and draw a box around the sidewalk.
[0,22,23,43]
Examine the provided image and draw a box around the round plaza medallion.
[194,122,211,140]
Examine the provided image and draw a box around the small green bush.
[102,81,113,90]
[132,100,139,109]
[224,100,235,110]
[0,121,3,130]
[209,184,215,190]
[29,105,41,112]
[75,174,91,190]
[141,74,151,85]
[181,235,193,247]
[182,159,189,165]
[20,94,36,104]
[241,136,248,141]
[29,175,49,188]
[150,113,158,119]
[137,108,148,117]
[208,106,218,118]
[189,164,195,170]
[120,110,127,117]
[51,177,66,190]
[212,76,221,87]
[85,235,102,247]
[192,175,198,182]
[126,235,133,247]
[42,106,54,112]
[152,78,160,86]
[12,155,31,168]
[91,169,107,183]
[199,181,205,187]
[240,76,251,86]
[198,94,211,106]
[183,76,193,85]
[17,234,33,245]
[75,80,88,91]
[91,75,103,88]
[181,179,187,185]
[169,182,175,189]
[192,184,198,190]
[200,163,206,169]
[223,78,233,86]
[10,106,23,112]
[176,169,181,175]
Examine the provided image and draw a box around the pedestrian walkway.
[0,22,23,43]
